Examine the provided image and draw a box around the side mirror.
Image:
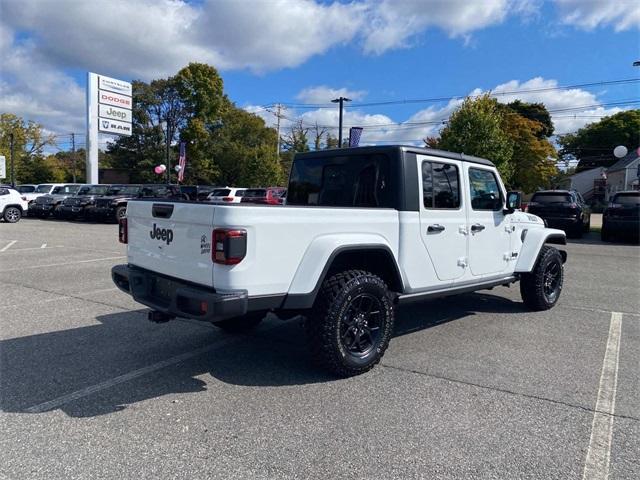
[504,191,522,214]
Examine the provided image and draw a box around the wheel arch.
[515,228,567,273]
[283,244,404,310]
[3,203,24,213]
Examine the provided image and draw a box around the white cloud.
[554,0,640,31]
[296,86,367,104]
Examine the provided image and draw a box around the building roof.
[607,147,639,173]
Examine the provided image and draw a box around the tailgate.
[126,200,216,287]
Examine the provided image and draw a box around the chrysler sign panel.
[99,118,132,136]
[99,75,132,96]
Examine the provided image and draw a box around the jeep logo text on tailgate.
[150,224,174,244]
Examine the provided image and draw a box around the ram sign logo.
[98,119,132,136]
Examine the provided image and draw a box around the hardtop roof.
[295,145,495,167]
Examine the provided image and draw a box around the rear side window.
[288,153,393,208]
[468,168,503,211]
[531,193,572,203]
[243,189,267,198]
[422,161,460,209]
[613,192,640,205]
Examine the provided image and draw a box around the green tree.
[434,95,514,182]
[0,113,55,183]
[558,110,640,171]
[506,100,554,138]
[502,112,557,192]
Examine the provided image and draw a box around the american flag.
[349,127,363,147]
[178,142,186,182]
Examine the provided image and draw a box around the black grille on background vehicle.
[63,198,82,206]
[36,196,53,204]
[95,199,112,208]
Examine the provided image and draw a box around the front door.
[418,157,467,281]
[466,166,511,276]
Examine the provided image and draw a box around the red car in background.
[240,187,286,205]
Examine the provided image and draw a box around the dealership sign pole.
[86,72,132,184]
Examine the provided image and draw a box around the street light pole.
[9,132,14,187]
[331,97,351,147]
[165,121,171,184]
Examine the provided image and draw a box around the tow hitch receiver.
[148,310,175,323]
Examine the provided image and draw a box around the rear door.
[418,156,467,281]
[466,166,511,276]
[126,200,216,286]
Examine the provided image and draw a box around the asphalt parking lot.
[1,218,638,479]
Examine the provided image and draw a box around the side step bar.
[395,276,518,305]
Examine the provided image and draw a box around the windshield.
[51,185,81,195]
[531,193,572,203]
[35,184,53,193]
[106,185,140,196]
[612,192,640,205]
[17,185,36,193]
[78,185,109,195]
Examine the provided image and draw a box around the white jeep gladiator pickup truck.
[112,146,567,376]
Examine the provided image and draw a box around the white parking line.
[0,240,17,252]
[0,256,126,272]
[582,311,622,480]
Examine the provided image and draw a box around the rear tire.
[520,245,564,311]
[601,227,611,242]
[213,312,264,333]
[3,207,21,223]
[115,206,127,222]
[305,270,394,377]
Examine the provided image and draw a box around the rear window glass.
[243,189,267,198]
[211,189,231,197]
[612,193,640,205]
[288,153,394,208]
[531,193,572,203]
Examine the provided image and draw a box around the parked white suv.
[206,187,247,204]
[113,146,567,376]
[0,187,29,222]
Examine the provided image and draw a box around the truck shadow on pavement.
[0,292,527,418]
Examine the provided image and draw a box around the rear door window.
[422,161,460,209]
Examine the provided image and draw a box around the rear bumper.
[111,264,248,322]
[603,218,640,234]
[541,217,580,230]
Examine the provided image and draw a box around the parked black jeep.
[601,191,640,242]
[87,184,185,222]
[28,184,82,218]
[59,184,110,220]
[527,190,591,238]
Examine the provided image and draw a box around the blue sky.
[1,0,639,150]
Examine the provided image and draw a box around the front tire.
[3,207,22,223]
[213,312,264,333]
[305,270,394,377]
[520,245,564,311]
[115,206,127,222]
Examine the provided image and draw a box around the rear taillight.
[222,197,233,202]
[118,218,128,244]
[212,228,247,265]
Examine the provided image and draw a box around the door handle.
[427,224,445,233]
[471,223,485,232]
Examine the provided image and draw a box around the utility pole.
[331,97,351,147]
[9,133,15,186]
[71,133,77,183]
[165,121,171,184]
[275,104,285,158]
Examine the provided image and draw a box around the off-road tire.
[213,312,264,333]
[115,206,127,222]
[570,221,583,239]
[601,227,611,242]
[520,245,564,311]
[3,206,21,223]
[583,218,591,233]
[305,270,395,377]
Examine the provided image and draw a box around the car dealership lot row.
[1,220,638,479]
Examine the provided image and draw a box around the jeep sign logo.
[99,104,131,122]
[150,223,174,245]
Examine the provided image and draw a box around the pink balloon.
[154,166,163,174]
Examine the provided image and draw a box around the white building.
[605,150,640,200]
